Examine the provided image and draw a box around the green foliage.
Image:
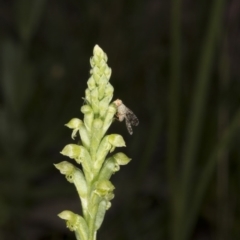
[2,1,240,239]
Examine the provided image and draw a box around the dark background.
[1,0,240,239]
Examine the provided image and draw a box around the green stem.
[168,0,181,238]
[216,35,230,240]
[176,0,225,239]
[87,192,100,240]
[186,108,240,240]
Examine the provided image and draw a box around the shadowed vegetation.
[0,0,240,239]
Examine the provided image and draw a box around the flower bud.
[92,66,101,84]
[54,161,75,177]
[106,201,112,210]
[79,125,90,149]
[93,45,105,59]
[54,161,88,210]
[98,59,107,73]
[65,118,90,148]
[87,76,96,90]
[107,134,126,153]
[81,105,94,133]
[106,192,115,201]
[94,136,111,172]
[58,210,79,231]
[113,152,131,166]
[60,144,81,160]
[94,180,115,198]
[99,96,111,118]
[101,104,116,136]
[103,53,108,62]
[93,134,125,173]
[90,119,103,161]
[104,67,112,79]
[108,134,126,147]
[85,89,91,105]
[98,76,108,100]
[104,83,114,99]
[58,211,89,240]
[65,118,82,130]
[90,88,99,114]
[60,144,92,177]
[90,57,95,68]
[97,153,131,181]
[91,55,99,66]
[95,200,107,230]
[97,157,116,181]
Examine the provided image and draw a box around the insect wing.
[125,118,133,135]
[125,107,139,126]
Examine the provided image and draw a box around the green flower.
[55,45,133,240]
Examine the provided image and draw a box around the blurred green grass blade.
[1,41,21,114]
[167,0,182,239]
[180,0,225,221]
[167,0,181,195]
[1,41,35,117]
[15,0,47,43]
[167,0,181,238]
[176,0,225,239]
[216,37,230,240]
[186,108,240,240]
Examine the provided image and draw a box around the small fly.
[114,99,139,135]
